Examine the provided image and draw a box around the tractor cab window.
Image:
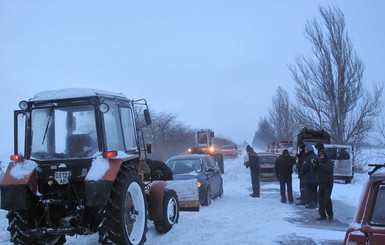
[198,132,207,145]
[102,103,137,152]
[120,107,137,151]
[30,105,97,159]
[103,102,124,152]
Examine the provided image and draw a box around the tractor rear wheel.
[7,199,66,245]
[99,165,147,245]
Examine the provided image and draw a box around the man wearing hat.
[296,144,307,205]
[274,149,296,203]
[300,145,319,209]
[244,145,261,197]
[313,142,334,221]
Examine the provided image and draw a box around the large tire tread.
[7,209,66,245]
[98,165,147,245]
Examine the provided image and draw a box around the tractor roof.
[29,88,128,102]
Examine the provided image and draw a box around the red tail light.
[10,154,24,162]
[103,151,117,159]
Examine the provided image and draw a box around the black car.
[166,154,223,206]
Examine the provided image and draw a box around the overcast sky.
[1,1,384,154]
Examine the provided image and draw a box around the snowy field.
[0,153,372,245]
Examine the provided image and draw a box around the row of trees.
[253,6,384,154]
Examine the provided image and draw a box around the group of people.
[244,143,334,222]
[297,142,335,221]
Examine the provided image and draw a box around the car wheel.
[202,186,212,206]
[218,179,224,197]
[154,189,179,234]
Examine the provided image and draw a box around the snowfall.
[0,151,382,245]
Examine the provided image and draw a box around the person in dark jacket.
[274,149,296,203]
[300,145,319,209]
[314,142,334,221]
[244,145,261,197]
[145,159,174,181]
[296,144,307,205]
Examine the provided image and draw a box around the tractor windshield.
[30,105,98,160]
[197,131,208,145]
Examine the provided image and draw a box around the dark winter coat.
[296,149,306,178]
[246,153,261,174]
[274,153,296,179]
[300,150,319,184]
[313,149,334,185]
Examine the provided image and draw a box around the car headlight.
[197,181,202,188]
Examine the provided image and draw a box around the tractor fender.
[147,181,167,221]
[84,155,138,206]
[1,161,38,210]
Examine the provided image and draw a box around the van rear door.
[325,144,353,184]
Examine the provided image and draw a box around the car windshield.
[167,158,202,174]
[30,105,98,160]
[259,156,277,165]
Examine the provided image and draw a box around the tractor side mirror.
[146,143,152,154]
[144,109,151,126]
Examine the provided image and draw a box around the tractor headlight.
[19,100,29,111]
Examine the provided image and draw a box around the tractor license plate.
[54,171,72,185]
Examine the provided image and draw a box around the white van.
[324,144,354,184]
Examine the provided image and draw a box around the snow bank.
[9,160,37,179]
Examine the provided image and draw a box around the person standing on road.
[296,144,307,205]
[300,145,319,209]
[244,145,261,198]
[313,142,334,221]
[274,149,296,203]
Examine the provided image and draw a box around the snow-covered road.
[0,155,366,244]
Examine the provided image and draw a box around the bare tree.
[288,6,383,145]
[253,87,295,149]
[374,114,385,147]
[252,117,275,150]
[143,111,195,161]
[269,86,295,141]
